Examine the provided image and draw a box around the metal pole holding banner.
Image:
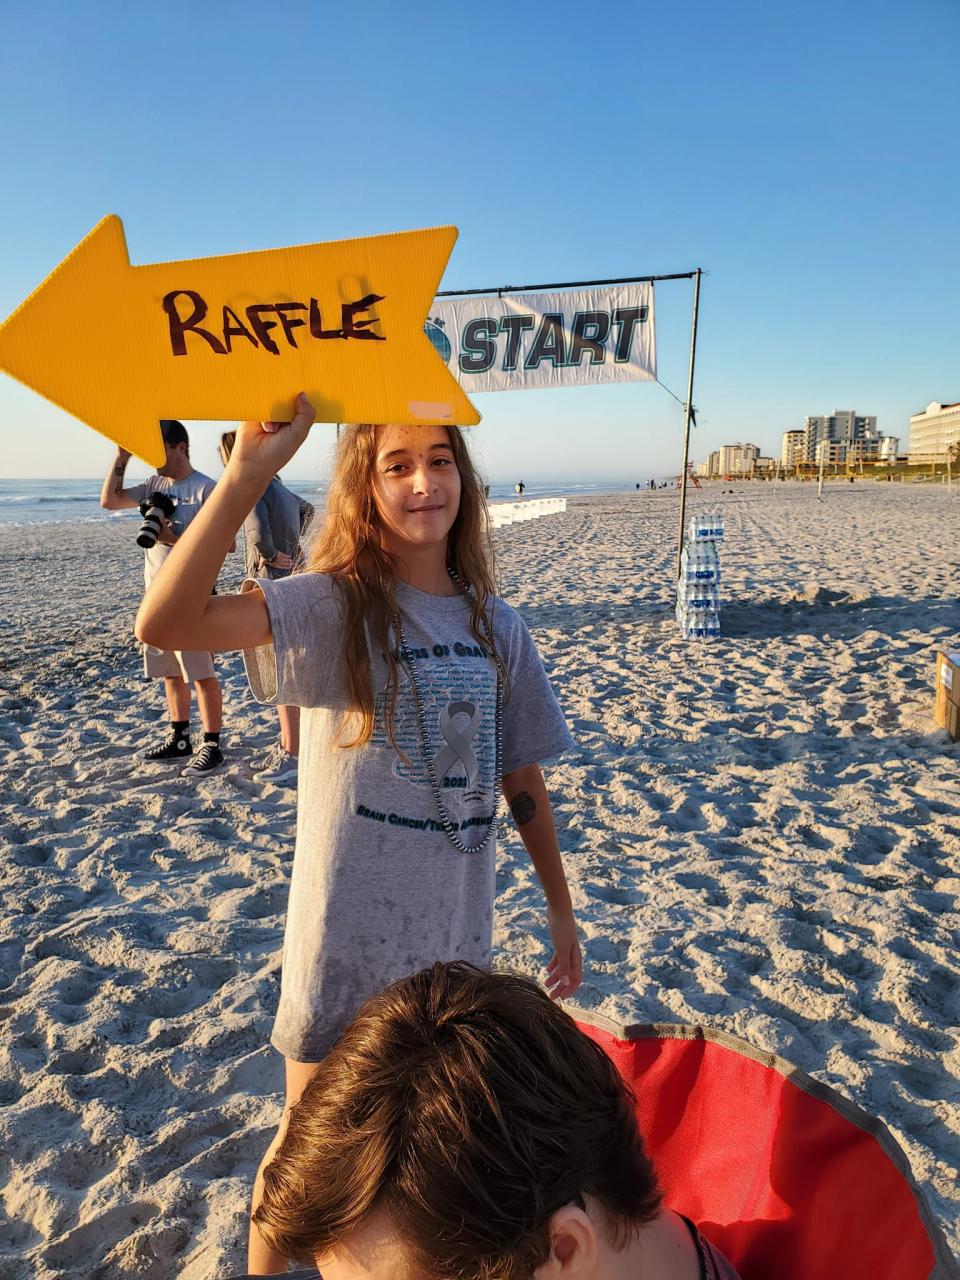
[675,268,702,581]
[436,270,696,298]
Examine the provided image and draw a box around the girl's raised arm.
[135,394,316,653]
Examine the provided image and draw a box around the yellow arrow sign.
[0,216,480,466]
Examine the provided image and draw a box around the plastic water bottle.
[689,513,725,542]
[676,597,721,638]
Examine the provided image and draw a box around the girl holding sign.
[135,395,582,1274]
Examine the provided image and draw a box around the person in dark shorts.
[235,962,741,1280]
[100,420,227,775]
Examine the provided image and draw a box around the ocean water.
[0,479,127,526]
[0,478,643,526]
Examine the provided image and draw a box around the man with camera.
[100,419,227,775]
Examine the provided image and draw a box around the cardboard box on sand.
[935,649,960,741]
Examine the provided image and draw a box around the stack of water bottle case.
[676,513,724,637]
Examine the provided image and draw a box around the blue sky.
[1,0,957,484]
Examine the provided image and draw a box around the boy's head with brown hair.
[255,962,662,1280]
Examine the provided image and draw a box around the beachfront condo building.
[718,443,760,476]
[781,430,805,468]
[908,401,960,463]
[698,444,761,477]
[815,440,849,465]
[697,449,722,478]
[849,435,899,463]
[813,435,898,466]
[802,410,878,463]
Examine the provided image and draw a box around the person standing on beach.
[100,420,227,775]
[218,431,314,787]
[135,396,583,1275]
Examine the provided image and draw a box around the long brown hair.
[305,424,497,748]
[255,963,662,1278]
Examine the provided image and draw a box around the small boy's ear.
[534,1206,598,1280]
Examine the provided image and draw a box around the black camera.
[136,491,178,549]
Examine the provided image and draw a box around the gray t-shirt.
[243,573,573,1062]
[131,470,216,587]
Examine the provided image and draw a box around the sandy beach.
[1,480,958,1277]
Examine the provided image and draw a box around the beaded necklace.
[393,568,504,855]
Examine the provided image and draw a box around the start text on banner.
[425,284,656,394]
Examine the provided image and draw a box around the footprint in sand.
[40,1201,162,1272]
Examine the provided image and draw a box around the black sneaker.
[181,743,224,776]
[143,731,192,761]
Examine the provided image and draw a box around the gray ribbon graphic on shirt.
[433,700,481,787]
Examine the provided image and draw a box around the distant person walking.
[99,420,227,775]
[219,431,314,786]
[515,480,525,496]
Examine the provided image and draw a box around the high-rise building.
[780,430,804,468]
[716,443,760,476]
[801,410,877,462]
[815,440,847,465]
[908,402,960,463]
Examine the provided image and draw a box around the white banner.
[424,284,655,393]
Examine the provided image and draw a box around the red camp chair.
[573,1011,958,1280]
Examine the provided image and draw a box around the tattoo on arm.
[113,460,126,497]
[510,791,536,826]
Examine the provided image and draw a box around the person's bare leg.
[194,676,222,734]
[247,1056,319,1274]
[278,704,300,756]
[164,675,190,722]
